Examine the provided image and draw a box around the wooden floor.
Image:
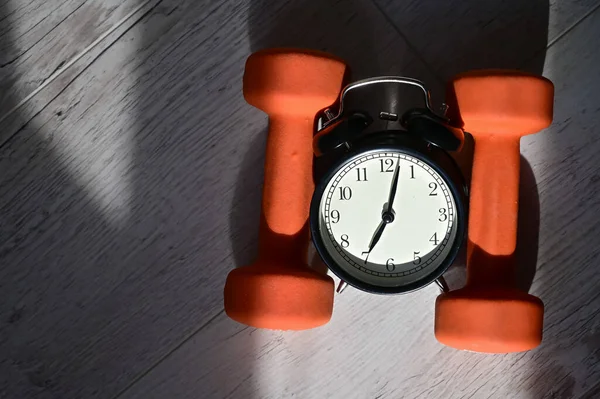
[1,0,599,398]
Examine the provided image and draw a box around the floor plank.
[0,0,149,146]
[119,7,600,399]
[371,0,600,81]
[0,0,440,397]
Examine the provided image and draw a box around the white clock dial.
[317,149,459,289]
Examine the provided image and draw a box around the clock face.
[312,148,462,292]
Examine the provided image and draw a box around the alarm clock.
[310,77,468,294]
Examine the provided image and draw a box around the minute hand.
[385,161,401,213]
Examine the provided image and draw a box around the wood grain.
[370,0,600,81]
[0,0,151,146]
[0,0,440,398]
[121,7,600,399]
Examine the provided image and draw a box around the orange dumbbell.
[435,71,554,353]
[223,49,347,330]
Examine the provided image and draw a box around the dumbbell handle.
[258,116,314,265]
[467,135,521,286]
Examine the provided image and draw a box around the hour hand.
[362,220,386,264]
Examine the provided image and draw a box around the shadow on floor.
[0,0,262,397]
[0,4,144,396]
[248,0,382,78]
[376,0,549,80]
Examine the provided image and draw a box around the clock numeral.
[430,232,439,246]
[340,234,350,248]
[379,159,394,172]
[439,208,447,222]
[409,165,415,179]
[386,258,396,272]
[355,167,368,181]
[429,182,438,196]
[330,210,340,223]
[338,186,352,200]
[413,251,422,265]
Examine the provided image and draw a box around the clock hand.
[363,220,387,264]
[363,161,400,265]
[385,160,401,214]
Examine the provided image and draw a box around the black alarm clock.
[310,77,468,294]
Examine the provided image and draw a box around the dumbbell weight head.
[224,49,347,330]
[436,71,553,352]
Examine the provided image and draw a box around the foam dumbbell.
[224,49,347,330]
[435,71,554,353]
